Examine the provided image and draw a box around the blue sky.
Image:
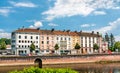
[0,0,120,41]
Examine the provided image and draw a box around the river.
[1,63,120,73]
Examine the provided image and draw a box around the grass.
[9,67,78,73]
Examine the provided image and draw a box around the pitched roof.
[15,28,40,33]
[14,28,101,37]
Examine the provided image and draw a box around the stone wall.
[0,54,120,66]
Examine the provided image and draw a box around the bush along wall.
[9,67,78,73]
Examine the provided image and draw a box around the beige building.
[11,28,107,55]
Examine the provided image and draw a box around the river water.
[1,63,120,73]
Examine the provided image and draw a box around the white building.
[11,28,40,55]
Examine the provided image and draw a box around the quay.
[0,53,120,66]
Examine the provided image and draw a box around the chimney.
[51,28,54,32]
[80,30,82,33]
[92,31,94,34]
[97,32,99,35]
[74,30,77,33]
[66,30,70,34]
[37,28,40,30]
[63,29,65,32]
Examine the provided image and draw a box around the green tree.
[0,38,11,45]
[54,44,59,50]
[74,43,81,54]
[114,41,120,52]
[105,33,110,48]
[30,43,35,53]
[109,33,115,51]
[54,44,59,54]
[93,43,99,51]
[110,33,115,47]
[0,41,6,50]
[5,39,11,45]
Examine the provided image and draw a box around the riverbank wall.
[0,54,120,66]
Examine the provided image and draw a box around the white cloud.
[115,35,120,41]
[0,8,11,16]
[93,11,106,15]
[48,23,58,26]
[29,21,43,28]
[81,24,96,27]
[9,1,37,8]
[0,29,11,38]
[26,20,36,22]
[43,0,120,21]
[94,18,120,41]
[95,18,120,34]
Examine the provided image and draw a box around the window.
[42,41,44,44]
[65,38,66,40]
[57,37,59,40]
[12,45,15,48]
[25,50,26,53]
[12,40,15,43]
[25,40,27,43]
[19,35,21,39]
[47,37,49,40]
[25,36,27,39]
[36,36,38,39]
[47,41,49,44]
[52,36,54,40]
[69,38,70,41]
[19,40,21,43]
[36,46,38,48]
[61,37,63,40]
[22,40,24,43]
[42,36,44,40]
[19,45,20,48]
[85,44,87,47]
[31,36,33,39]
[81,36,83,39]
[25,45,27,48]
[46,50,49,52]
[22,45,23,48]
[36,41,38,43]
[89,44,91,47]
[81,44,83,47]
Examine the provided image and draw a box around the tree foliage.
[104,33,115,50]
[105,33,110,48]
[74,43,81,50]
[30,43,35,52]
[0,41,6,50]
[93,43,99,50]
[54,44,59,50]
[110,33,115,47]
[114,41,120,51]
[0,38,11,45]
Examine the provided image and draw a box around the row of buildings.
[11,28,108,55]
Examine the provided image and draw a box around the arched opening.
[34,58,42,68]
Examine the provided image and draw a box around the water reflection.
[1,63,120,73]
[74,63,120,73]
[44,63,120,73]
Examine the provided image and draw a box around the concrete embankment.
[42,54,120,64]
[0,54,120,66]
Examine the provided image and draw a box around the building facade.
[11,28,107,55]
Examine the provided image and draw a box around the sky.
[0,0,120,41]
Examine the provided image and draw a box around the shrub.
[9,67,78,73]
